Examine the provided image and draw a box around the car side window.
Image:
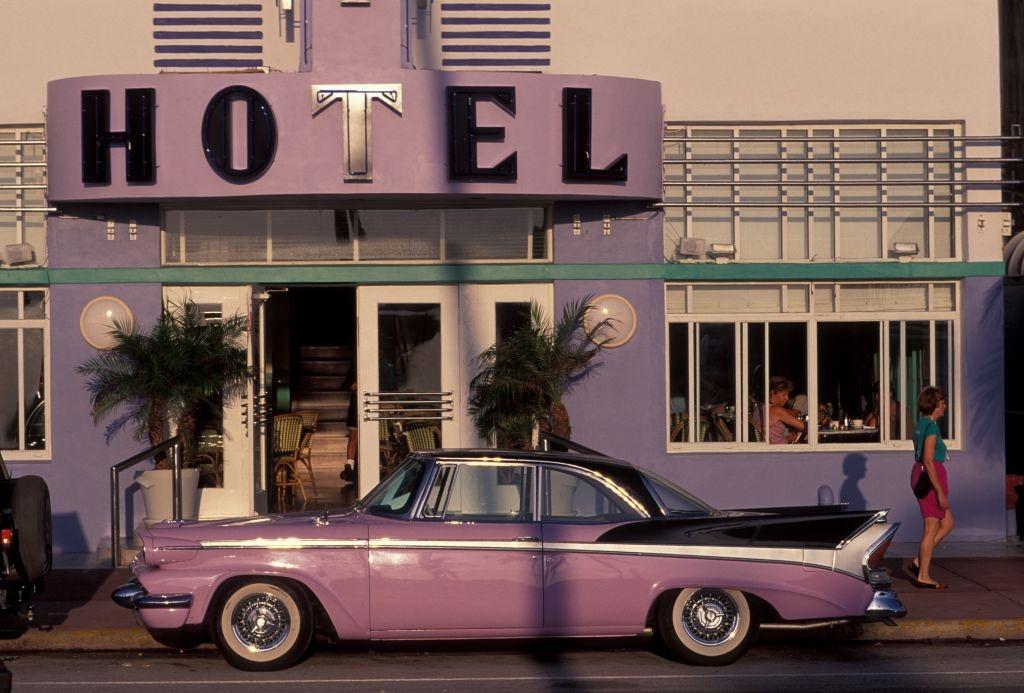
[542,467,642,523]
[424,464,534,522]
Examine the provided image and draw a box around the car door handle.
[514,536,540,542]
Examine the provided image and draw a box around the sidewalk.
[1,542,1022,652]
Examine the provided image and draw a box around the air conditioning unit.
[3,243,35,266]
[676,237,706,259]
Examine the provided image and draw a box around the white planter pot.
[137,468,201,526]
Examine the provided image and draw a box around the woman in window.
[909,386,953,589]
[765,376,806,444]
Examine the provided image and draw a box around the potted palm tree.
[468,297,611,449]
[77,300,250,523]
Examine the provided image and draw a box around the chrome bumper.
[111,579,192,610]
[864,588,906,621]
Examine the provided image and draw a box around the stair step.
[302,361,350,376]
[300,345,352,360]
[292,392,350,408]
[300,375,345,391]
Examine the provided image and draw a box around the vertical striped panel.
[153,2,264,69]
[440,2,551,70]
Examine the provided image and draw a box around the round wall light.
[80,296,134,349]
[587,293,637,348]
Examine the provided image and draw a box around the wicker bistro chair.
[401,425,441,454]
[273,414,307,510]
[294,411,320,498]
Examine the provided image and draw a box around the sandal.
[912,579,948,589]
[907,561,920,578]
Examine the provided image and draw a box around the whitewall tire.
[214,580,313,671]
[657,588,758,665]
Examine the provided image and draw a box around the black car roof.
[414,449,663,516]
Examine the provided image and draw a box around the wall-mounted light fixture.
[707,243,736,261]
[891,242,919,260]
[80,296,133,349]
[587,293,637,348]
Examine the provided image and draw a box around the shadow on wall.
[51,512,88,554]
[840,453,867,511]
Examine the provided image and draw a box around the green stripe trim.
[0,261,1004,286]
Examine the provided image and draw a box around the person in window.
[864,381,899,433]
[765,376,806,444]
[909,386,953,589]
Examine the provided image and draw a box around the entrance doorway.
[265,287,357,511]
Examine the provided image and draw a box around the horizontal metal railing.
[363,391,455,421]
[110,436,182,568]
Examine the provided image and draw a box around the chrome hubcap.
[681,590,739,646]
[231,593,291,652]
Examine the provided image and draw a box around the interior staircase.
[290,345,353,497]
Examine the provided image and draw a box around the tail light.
[862,523,899,585]
[1,528,12,550]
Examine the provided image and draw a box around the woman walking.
[909,386,953,589]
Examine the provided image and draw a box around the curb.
[857,618,1024,642]
[2,620,1024,652]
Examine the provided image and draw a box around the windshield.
[640,469,716,517]
[359,457,427,516]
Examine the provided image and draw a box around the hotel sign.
[79,83,628,186]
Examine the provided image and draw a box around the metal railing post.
[108,436,182,568]
[110,466,120,569]
[172,442,182,522]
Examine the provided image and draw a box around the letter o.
[202,85,277,182]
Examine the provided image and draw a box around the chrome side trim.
[370,538,543,551]
[158,538,846,570]
[198,538,367,549]
[137,594,193,609]
[544,541,827,569]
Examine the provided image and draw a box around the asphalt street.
[2,640,1023,692]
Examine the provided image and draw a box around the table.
[817,427,879,444]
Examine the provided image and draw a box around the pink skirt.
[911,460,948,520]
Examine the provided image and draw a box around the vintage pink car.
[113,450,904,670]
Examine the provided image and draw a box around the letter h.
[81,89,156,184]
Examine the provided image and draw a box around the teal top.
[913,416,947,463]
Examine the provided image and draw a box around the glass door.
[356,286,460,492]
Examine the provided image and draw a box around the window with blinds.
[163,207,550,265]
[0,126,47,266]
[663,124,964,263]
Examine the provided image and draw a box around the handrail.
[110,436,182,568]
[537,431,610,458]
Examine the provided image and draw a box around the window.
[541,467,642,523]
[0,126,47,266]
[666,281,957,450]
[361,458,426,515]
[0,289,48,455]
[663,125,960,262]
[163,207,549,265]
[424,463,534,522]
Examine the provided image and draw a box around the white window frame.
[160,205,553,266]
[664,281,960,453]
[0,288,51,460]
[663,123,963,263]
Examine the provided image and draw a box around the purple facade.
[7,0,1004,557]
